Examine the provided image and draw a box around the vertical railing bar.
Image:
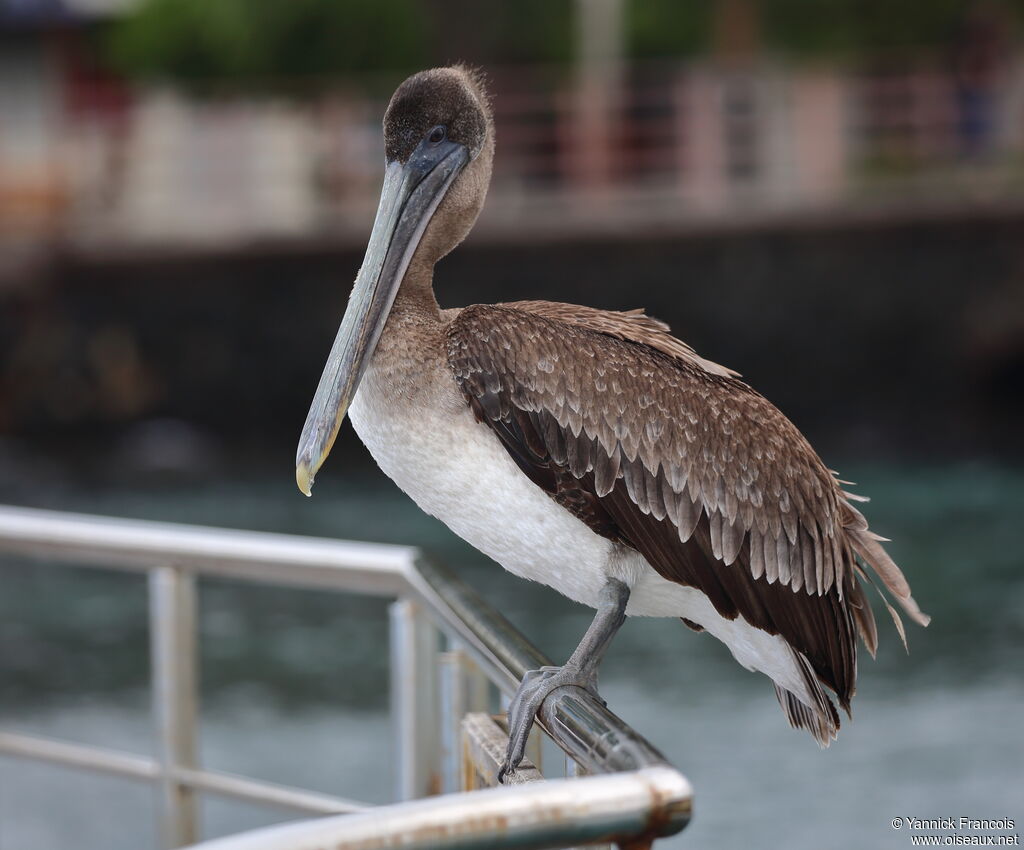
[438,652,459,794]
[150,565,200,848]
[438,649,490,793]
[389,599,412,802]
[389,598,440,801]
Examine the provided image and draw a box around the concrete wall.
[1,213,1020,465]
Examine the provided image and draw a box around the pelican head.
[295,66,493,495]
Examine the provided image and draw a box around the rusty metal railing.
[0,504,692,849]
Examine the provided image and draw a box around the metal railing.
[0,504,692,849]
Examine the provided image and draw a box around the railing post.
[438,649,489,793]
[389,598,440,801]
[571,0,625,197]
[149,565,200,848]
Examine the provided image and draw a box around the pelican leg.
[498,578,630,783]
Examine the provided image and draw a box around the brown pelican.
[296,66,929,780]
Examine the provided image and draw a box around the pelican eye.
[428,125,447,145]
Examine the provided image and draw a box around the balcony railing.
[0,504,692,849]
[4,56,1024,271]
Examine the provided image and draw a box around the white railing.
[0,504,692,849]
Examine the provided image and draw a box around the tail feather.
[774,684,838,746]
[773,498,928,745]
[842,503,931,631]
[778,650,841,745]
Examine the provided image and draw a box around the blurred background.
[0,0,1022,847]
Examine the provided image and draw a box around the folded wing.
[447,302,928,736]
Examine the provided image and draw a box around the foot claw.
[500,663,602,780]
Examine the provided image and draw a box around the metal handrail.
[186,767,692,850]
[0,504,692,848]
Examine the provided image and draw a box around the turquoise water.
[1,460,1022,848]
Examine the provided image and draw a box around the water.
[1,459,1022,849]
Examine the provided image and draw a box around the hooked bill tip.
[295,461,315,497]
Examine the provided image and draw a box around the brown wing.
[447,303,928,721]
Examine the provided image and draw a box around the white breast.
[349,361,617,608]
[348,357,813,703]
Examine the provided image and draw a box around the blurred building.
[2,0,1024,283]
